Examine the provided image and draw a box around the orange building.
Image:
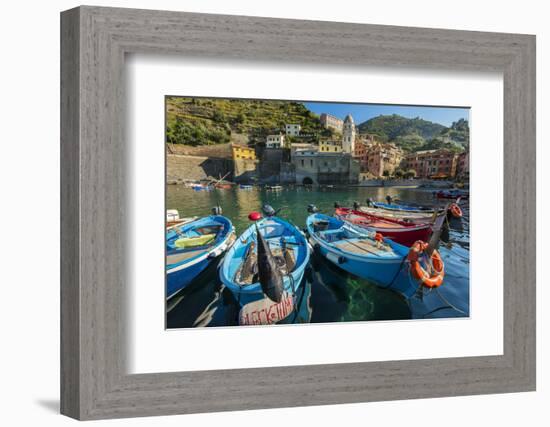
[353,140,367,160]
[359,142,403,177]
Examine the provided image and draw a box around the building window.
[301,159,304,166]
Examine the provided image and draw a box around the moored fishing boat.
[219,207,310,308]
[166,213,235,299]
[334,206,432,247]
[214,181,234,190]
[306,211,445,298]
[266,185,283,191]
[371,201,444,214]
[434,189,469,199]
[166,209,198,228]
[358,205,438,224]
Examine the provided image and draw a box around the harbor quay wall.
[167,154,234,183]
[353,179,455,187]
[233,158,259,183]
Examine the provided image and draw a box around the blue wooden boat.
[219,215,310,306]
[306,213,424,298]
[372,201,443,214]
[166,215,235,299]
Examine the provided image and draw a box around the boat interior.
[343,213,404,229]
[312,218,396,257]
[166,223,223,252]
[231,220,304,286]
[234,241,296,285]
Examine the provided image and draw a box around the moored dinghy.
[306,208,445,298]
[372,201,444,214]
[166,210,235,299]
[334,205,433,247]
[358,205,437,224]
[219,205,310,312]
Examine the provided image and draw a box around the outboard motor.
[211,205,223,215]
[334,201,341,208]
[353,201,360,210]
[366,198,374,207]
[307,204,319,214]
[386,195,393,205]
[262,204,276,217]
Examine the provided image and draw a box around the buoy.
[248,211,262,221]
[407,241,445,288]
[449,203,463,218]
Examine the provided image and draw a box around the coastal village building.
[231,144,256,160]
[285,123,301,136]
[232,144,258,182]
[403,149,458,179]
[456,150,470,180]
[362,142,404,177]
[319,140,343,153]
[319,113,344,133]
[290,142,317,155]
[353,140,367,161]
[342,114,356,154]
[266,134,285,148]
[292,150,359,185]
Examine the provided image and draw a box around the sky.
[303,102,469,127]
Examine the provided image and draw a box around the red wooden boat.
[334,207,433,247]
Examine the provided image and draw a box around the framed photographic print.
[164,96,471,329]
[61,6,536,420]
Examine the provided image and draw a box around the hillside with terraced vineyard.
[166,97,329,146]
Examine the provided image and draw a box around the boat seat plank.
[333,239,395,257]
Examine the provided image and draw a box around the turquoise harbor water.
[166,185,470,328]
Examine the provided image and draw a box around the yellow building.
[319,140,342,153]
[232,144,256,160]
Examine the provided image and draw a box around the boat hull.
[307,214,419,298]
[167,256,211,298]
[335,207,432,247]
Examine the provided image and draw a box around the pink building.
[403,149,458,179]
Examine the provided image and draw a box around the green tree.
[212,110,226,123]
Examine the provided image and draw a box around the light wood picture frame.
[60,5,536,420]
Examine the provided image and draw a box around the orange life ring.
[449,203,463,218]
[407,241,445,288]
[374,232,384,242]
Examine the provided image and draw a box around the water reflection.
[166,186,470,327]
